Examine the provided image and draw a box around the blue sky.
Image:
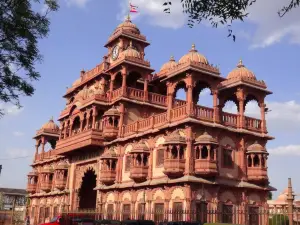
[0,0,299,199]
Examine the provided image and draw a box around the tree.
[0,0,59,116]
[268,191,273,200]
[163,0,300,41]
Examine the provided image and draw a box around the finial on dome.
[192,43,195,50]
[50,116,54,121]
[237,59,244,68]
[126,14,131,21]
[170,55,175,61]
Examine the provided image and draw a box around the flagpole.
[127,0,130,20]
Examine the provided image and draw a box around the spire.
[50,116,54,121]
[126,14,131,22]
[237,59,244,68]
[170,55,175,61]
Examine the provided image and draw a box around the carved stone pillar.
[147,149,153,180]
[186,85,194,116]
[213,90,220,123]
[260,102,267,133]
[185,126,194,175]
[41,137,46,160]
[121,66,127,96]
[118,103,125,137]
[236,88,245,129]
[34,143,39,162]
[166,82,174,122]
[109,77,114,101]
[92,106,97,129]
[143,78,149,102]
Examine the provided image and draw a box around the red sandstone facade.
[27,16,275,225]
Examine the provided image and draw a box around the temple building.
[26,16,276,225]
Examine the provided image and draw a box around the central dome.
[227,60,256,80]
[160,56,177,71]
[41,117,59,131]
[120,41,141,58]
[179,44,208,65]
[115,15,140,34]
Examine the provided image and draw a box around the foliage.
[0,0,59,117]
[269,214,289,225]
[268,191,273,200]
[163,0,300,41]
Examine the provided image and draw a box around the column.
[118,103,125,137]
[143,78,149,102]
[213,90,220,123]
[240,138,247,180]
[34,142,39,162]
[92,106,97,129]
[147,149,153,180]
[121,66,127,97]
[166,82,174,122]
[186,85,194,116]
[109,77,114,101]
[41,137,46,160]
[236,88,245,129]
[185,126,193,175]
[260,102,267,133]
[287,178,294,225]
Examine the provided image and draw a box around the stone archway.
[78,168,97,209]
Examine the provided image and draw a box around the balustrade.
[222,112,238,127]
[247,167,268,182]
[245,116,262,131]
[194,105,214,121]
[194,159,218,176]
[40,182,52,192]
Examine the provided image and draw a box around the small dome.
[164,130,186,145]
[227,60,256,80]
[195,132,218,145]
[179,44,208,65]
[132,141,149,153]
[120,41,141,59]
[247,141,267,153]
[28,170,38,177]
[41,117,59,131]
[160,56,177,71]
[56,161,68,170]
[101,147,117,159]
[116,15,141,34]
[42,165,53,173]
[72,78,81,87]
[104,106,120,117]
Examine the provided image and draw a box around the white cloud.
[0,103,23,116]
[246,0,300,48]
[64,0,90,8]
[269,145,300,156]
[223,100,300,132]
[119,0,185,29]
[13,131,24,137]
[5,148,30,158]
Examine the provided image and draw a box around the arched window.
[253,155,260,167]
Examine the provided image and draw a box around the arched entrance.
[78,169,97,209]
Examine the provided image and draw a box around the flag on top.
[129,3,138,13]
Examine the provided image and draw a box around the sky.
[0,0,299,199]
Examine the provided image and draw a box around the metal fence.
[59,207,300,225]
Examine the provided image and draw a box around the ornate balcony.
[163,159,185,177]
[130,166,148,182]
[40,182,52,192]
[99,147,118,185]
[99,170,116,185]
[27,183,37,194]
[194,159,218,176]
[103,125,119,139]
[247,167,268,183]
[102,106,120,140]
[55,179,66,190]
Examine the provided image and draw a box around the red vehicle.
[39,215,95,225]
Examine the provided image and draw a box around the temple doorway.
[78,169,97,209]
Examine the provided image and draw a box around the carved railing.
[148,92,167,106]
[173,99,186,107]
[245,116,261,132]
[111,88,123,101]
[35,149,59,161]
[153,112,167,127]
[127,87,144,100]
[170,105,187,121]
[222,112,238,128]
[194,105,214,121]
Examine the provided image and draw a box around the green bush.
[269,214,289,225]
